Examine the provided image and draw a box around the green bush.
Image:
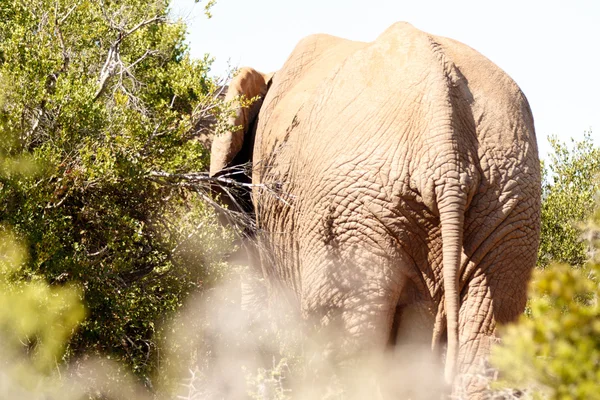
[492,135,600,399]
[0,229,85,398]
[492,232,600,398]
[538,133,600,268]
[0,0,233,384]
[0,128,84,397]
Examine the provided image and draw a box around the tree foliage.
[0,0,233,382]
[538,133,600,268]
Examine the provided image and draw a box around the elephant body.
[211,22,540,397]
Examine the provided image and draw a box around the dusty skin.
[211,22,540,399]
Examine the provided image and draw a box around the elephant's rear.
[249,23,540,399]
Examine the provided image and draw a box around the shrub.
[0,0,233,384]
[538,132,600,268]
[492,247,600,398]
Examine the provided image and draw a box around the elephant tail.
[437,175,467,385]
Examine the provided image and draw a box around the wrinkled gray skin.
[210,22,540,398]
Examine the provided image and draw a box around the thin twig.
[122,15,166,39]
[57,2,79,25]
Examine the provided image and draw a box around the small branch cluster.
[147,165,294,245]
[94,0,167,105]
[186,71,235,147]
[147,166,257,234]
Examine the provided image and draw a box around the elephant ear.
[210,67,272,177]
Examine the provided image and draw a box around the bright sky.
[171,0,599,160]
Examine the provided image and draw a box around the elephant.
[210,22,540,398]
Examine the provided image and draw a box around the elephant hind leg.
[455,239,536,399]
[389,294,437,348]
[300,250,406,362]
[299,250,446,397]
[381,302,446,399]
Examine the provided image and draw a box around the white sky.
[171,0,599,160]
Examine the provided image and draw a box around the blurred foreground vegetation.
[0,0,235,395]
[1,0,600,397]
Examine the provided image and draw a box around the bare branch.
[93,4,167,102]
[57,2,79,26]
[53,1,78,76]
[146,169,257,233]
[147,167,294,231]
[99,0,124,31]
[194,188,257,236]
[22,107,44,147]
[122,15,166,40]
[171,221,205,255]
[94,43,120,101]
[88,245,109,257]
[122,49,159,81]
[147,169,258,189]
